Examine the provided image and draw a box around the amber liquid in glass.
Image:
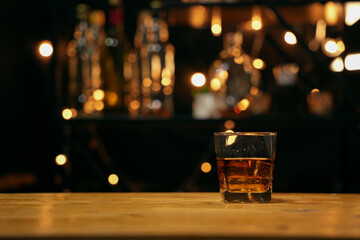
[216,157,273,203]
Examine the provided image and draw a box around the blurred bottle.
[133,10,175,118]
[81,10,106,116]
[66,4,90,114]
[101,0,128,113]
[123,49,141,117]
[66,7,106,117]
[208,31,262,117]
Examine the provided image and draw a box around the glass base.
[220,188,272,203]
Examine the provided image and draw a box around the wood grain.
[0,193,359,239]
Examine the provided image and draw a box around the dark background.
[1,0,359,193]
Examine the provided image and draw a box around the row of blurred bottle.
[193,30,334,119]
[66,0,175,118]
[65,1,334,119]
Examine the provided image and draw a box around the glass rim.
[214,131,277,136]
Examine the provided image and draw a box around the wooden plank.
[0,193,359,239]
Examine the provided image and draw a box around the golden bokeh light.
[93,89,105,101]
[70,108,78,118]
[322,39,345,57]
[251,6,262,31]
[250,86,259,96]
[253,58,265,70]
[151,54,161,81]
[251,18,262,30]
[108,174,119,185]
[55,154,67,166]
[211,6,221,37]
[218,69,228,80]
[337,40,345,53]
[67,48,76,57]
[316,19,327,41]
[152,82,161,92]
[161,77,172,86]
[324,39,338,54]
[191,73,206,87]
[330,57,344,72]
[284,31,297,45]
[311,88,320,94]
[324,1,340,26]
[163,86,173,95]
[143,77,152,87]
[210,78,221,91]
[237,99,250,111]
[231,47,241,57]
[38,40,53,57]
[94,101,104,111]
[189,5,207,29]
[234,56,244,64]
[211,24,222,36]
[83,101,94,114]
[345,2,360,26]
[62,108,72,120]
[344,53,360,71]
[129,100,140,110]
[224,120,235,130]
[106,92,118,106]
[201,162,212,173]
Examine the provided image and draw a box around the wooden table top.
[0,192,359,239]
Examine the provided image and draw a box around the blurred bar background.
[1,0,360,193]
